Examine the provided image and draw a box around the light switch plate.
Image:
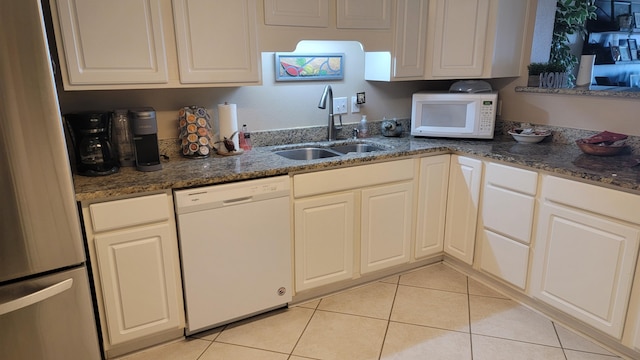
[333,97,347,114]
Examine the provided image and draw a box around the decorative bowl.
[508,129,551,144]
[575,139,628,156]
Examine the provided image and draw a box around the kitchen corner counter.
[73,135,640,201]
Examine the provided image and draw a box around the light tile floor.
[117,262,626,360]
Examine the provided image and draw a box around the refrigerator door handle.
[0,278,73,316]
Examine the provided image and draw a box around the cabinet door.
[415,155,450,259]
[264,0,329,27]
[95,223,182,345]
[337,0,391,29]
[294,193,355,291]
[531,202,640,338]
[172,0,259,83]
[52,0,168,86]
[428,0,490,78]
[393,0,428,79]
[444,155,482,264]
[361,182,413,274]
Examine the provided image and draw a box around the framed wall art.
[275,53,344,81]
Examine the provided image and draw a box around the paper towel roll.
[576,55,595,87]
[218,103,239,154]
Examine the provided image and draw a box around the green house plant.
[549,0,597,87]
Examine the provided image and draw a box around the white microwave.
[411,92,498,139]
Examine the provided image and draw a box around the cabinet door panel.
[264,0,329,27]
[444,156,482,264]
[173,0,259,83]
[393,0,428,78]
[294,193,355,291]
[479,230,529,289]
[416,155,450,258]
[482,184,535,244]
[54,0,168,85]
[532,202,640,338]
[430,0,489,77]
[361,182,413,274]
[337,0,391,29]
[95,223,181,345]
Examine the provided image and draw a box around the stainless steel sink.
[329,143,385,154]
[274,147,342,160]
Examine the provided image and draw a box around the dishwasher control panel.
[174,176,290,214]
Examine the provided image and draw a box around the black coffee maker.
[65,112,119,176]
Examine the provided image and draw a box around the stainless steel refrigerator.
[0,0,101,359]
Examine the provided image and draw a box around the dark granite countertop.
[73,135,640,202]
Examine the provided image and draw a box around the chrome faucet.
[318,85,342,141]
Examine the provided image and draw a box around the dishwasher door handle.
[222,196,253,206]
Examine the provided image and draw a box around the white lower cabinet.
[293,159,414,292]
[82,192,184,358]
[294,192,356,291]
[476,162,538,289]
[443,155,482,264]
[361,182,413,274]
[530,175,640,339]
[415,154,450,259]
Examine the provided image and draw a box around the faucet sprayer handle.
[335,114,343,130]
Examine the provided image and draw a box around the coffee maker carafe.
[65,112,119,176]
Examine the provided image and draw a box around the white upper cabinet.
[337,0,391,29]
[427,0,529,79]
[52,0,169,86]
[426,0,490,78]
[365,0,530,80]
[172,0,260,84]
[264,0,329,27]
[51,0,260,89]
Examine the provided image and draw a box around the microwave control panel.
[479,100,496,135]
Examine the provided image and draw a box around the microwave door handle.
[0,278,73,316]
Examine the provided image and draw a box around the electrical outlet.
[351,96,360,113]
[333,97,347,114]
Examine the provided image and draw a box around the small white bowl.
[508,130,551,144]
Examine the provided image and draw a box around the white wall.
[57,41,447,140]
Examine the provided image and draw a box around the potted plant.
[550,0,597,87]
[527,62,568,88]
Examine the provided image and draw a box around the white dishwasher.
[174,176,292,335]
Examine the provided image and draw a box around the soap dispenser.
[357,115,368,138]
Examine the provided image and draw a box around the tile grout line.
[377,277,401,360]
[467,275,474,360]
[285,298,321,359]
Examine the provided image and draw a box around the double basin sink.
[274,142,387,160]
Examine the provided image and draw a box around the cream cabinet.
[415,155,450,259]
[360,181,413,274]
[624,258,640,351]
[294,192,356,291]
[51,0,169,87]
[443,155,482,265]
[82,192,184,358]
[365,0,530,80]
[50,0,259,89]
[264,0,329,27]
[426,0,529,79]
[476,162,538,290]
[530,175,640,339]
[426,0,490,78]
[337,0,392,29]
[293,160,414,292]
[172,0,259,84]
